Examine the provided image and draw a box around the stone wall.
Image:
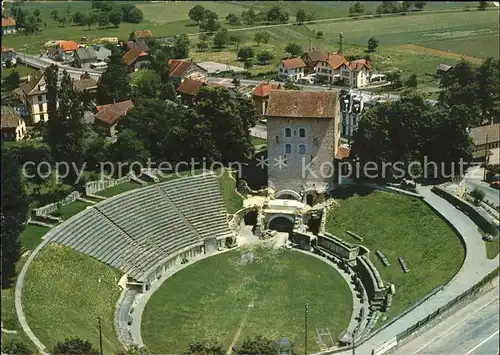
[355,254,389,305]
[85,175,131,195]
[432,185,499,236]
[318,232,359,262]
[33,191,81,218]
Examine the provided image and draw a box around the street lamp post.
[98,317,103,355]
[305,302,309,355]
[352,328,356,355]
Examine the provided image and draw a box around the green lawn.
[251,137,267,147]
[484,240,500,259]
[95,181,143,198]
[18,225,50,252]
[1,65,37,80]
[325,187,465,323]
[218,169,244,214]
[142,247,352,354]
[53,201,90,220]
[420,33,500,59]
[23,243,122,353]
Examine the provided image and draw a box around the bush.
[470,188,486,205]
[237,46,254,60]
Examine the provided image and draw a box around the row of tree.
[9,5,44,34]
[71,2,143,30]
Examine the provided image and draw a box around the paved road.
[391,281,499,355]
[464,167,500,206]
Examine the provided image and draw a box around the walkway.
[330,184,498,355]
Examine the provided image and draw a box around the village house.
[19,70,48,124]
[94,100,134,137]
[168,59,207,85]
[122,48,150,72]
[91,44,112,62]
[73,74,98,94]
[252,82,282,115]
[132,30,153,40]
[339,59,373,88]
[176,78,225,105]
[1,46,16,67]
[266,90,340,194]
[314,52,347,85]
[301,49,328,74]
[469,123,500,165]
[1,16,16,35]
[51,40,79,61]
[73,47,98,69]
[277,58,307,82]
[1,109,26,141]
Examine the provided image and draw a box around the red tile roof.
[346,59,372,71]
[322,52,348,70]
[1,46,14,53]
[266,90,338,119]
[58,40,79,52]
[19,70,45,96]
[168,59,191,77]
[176,78,205,96]
[1,112,21,129]
[122,48,148,66]
[133,30,153,39]
[95,100,134,125]
[281,57,307,69]
[252,82,281,97]
[335,146,351,160]
[2,17,16,27]
[302,50,328,63]
[73,78,98,92]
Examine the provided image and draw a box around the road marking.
[464,329,499,355]
[409,296,499,355]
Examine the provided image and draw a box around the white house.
[19,70,48,124]
[339,59,373,88]
[1,109,26,141]
[313,52,347,84]
[277,58,307,82]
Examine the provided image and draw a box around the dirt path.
[226,300,255,354]
[398,44,484,64]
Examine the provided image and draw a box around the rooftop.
[2,16,16,27]
[176,78,205,96]
[58,40,79,52]
[95,100,134,125]
[122,48,148,66]
[1,112,22,129]
[266,90,338,119]
[281,57,307,69]
[133,30,153,39]
[469,123,500,146]
[252,82,282,97]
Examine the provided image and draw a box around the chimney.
[339,32,344,55]
[309,38,312,51]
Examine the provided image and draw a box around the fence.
[33,191,81,218]
[85,175,131,195]
[394,267,499,346]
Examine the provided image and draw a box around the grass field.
[18,225,50,252]
[325,187,465,323]
[218,169,244,214]
[54,201,90,220]
[251,137,267,147]
[23,243,122,353]
[484,240,500,259]
[95,181,143,197]
[142,246,352,353]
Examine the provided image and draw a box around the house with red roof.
[94,100,134,137]
[1,109,26,141]
[1,16,16,35]
[339,59,373,88]
[176,78,224,105]
[277,57,307,82]
[313,52,348,85]
[252,82,282,115]
[122,48,150,72]
[168,59,207,84]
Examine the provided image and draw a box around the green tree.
[254,30,270,45]
[226,13,240,25]
[188,4,206,24]
[50,9,59,21]
[109,8,123,27]
[477,58,500,122]
[267,6,289,24]
[315,30,324,39]
[367,37,379,52]
[116,344,149,355]
[257,50,274,65]
[109,129,151,174]
[478,1,488,10]
[72,11,85,25]
[2,340,33,354]
[405,74,418,88]
[237,46,255,61]
[1,148,29,288]
[83,13,97,30]
[200,16,220,33]
[97,13,109,28]
[387,71,403,90]
[470,188,486,205]
[96,52,131,105]
[196,41,209,52]
[126,7,143,23]
[33,9,40,18]
[401,1,413,12]
[296,9,307,24]
[5,71,21,92]
[184,339,224,355]
[131,69,161,99]
[244,59,253,71]
[213,27,229,48]
[285,42,302,57]
[173,33,190,59]
[238,336,279,355]
[232,75,241,91]
[241,9,257,25]
[414,1,427,10]
[25,15,40,33]
[52,338,99,355]
[229,34,242,50]
[349,2,365,16]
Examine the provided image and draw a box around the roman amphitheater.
[14,169,497,354]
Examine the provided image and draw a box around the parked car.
[490,181,500,190]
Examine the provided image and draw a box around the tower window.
[299,144,306,154]
[299,128,306,138]
[285,127,292,138]
[285,144,292,154]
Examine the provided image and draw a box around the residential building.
[301,49,327,73]
[73,47,98,68]
[277,58,307,82]
[51,41,79,61]
[1,16,16,35]
[132,30,153,40]
[436,63,453,75]
[469,123,500,165]
[94,100,134,137]
[266,90,340,194]
[252,82,282,115]
[73,74,98,94]
[19,70,48,124]
[124,39,150,53]
[339,59,373,88]
[168,59,207,84]
[1,46,16,67]
[176,78,224,105]
[91,44,112,62]
[122,48,150,72]
[314,52,347,84]
[1,109,26,141]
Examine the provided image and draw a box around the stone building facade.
[266,90,340,194]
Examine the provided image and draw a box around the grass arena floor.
[22,243,122,353]
[325,187,465,325]
[142,246,352,354]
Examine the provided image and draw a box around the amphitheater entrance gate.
[204,238,218,253]
[268,216,294,233]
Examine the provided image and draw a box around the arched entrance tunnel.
[268,216,294,233]
[244,210,258,225]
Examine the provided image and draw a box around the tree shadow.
[328,185,375,200]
